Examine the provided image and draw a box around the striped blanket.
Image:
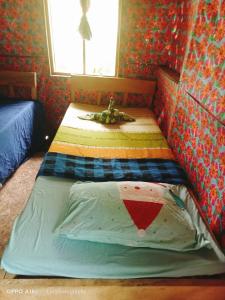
[49,103,175,160]
[39,104,187,185]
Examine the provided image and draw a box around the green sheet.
[1,176,225,278]
[55,126,168,148]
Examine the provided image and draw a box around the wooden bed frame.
[0,277,225,299]
[0,71,37,100]
[71,75,156,106]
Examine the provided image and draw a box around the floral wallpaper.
[118,0,179,79]
[0,0,46,56]
[170,90,225,248]
[178,0,225,248]
[181,0,225,124]
[153,66,180,139]
[168,0,197,73]
[119,0,195,77]
[154,0,225,250]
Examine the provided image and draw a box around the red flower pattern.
[181,0,225,124]
[170,91,225,250]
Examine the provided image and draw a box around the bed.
[1,76,225,278]
[0,71,44,187]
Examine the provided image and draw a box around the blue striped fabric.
[37,152,188,186]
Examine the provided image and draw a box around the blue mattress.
[0,99,44,185]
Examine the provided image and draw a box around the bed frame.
[0,276,225,299]
[71,75,156,106]
[0,71,37,100]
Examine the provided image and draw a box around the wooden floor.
[1,278,225,300]
[0,153,44,258]
[0,269,5,279]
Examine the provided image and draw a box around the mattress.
[0,99,44,185]
[1,175,225,278]
[2,103,225,277]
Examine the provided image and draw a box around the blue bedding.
[38,152,188,185]
[0,99,44,185]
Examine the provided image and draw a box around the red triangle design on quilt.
[123,199,163,230]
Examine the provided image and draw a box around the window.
[44,0,120,76]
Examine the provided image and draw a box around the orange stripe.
[49,142,174,160]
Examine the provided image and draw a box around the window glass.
[46,0,119,76]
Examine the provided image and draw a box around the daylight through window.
[46,0,120,76]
